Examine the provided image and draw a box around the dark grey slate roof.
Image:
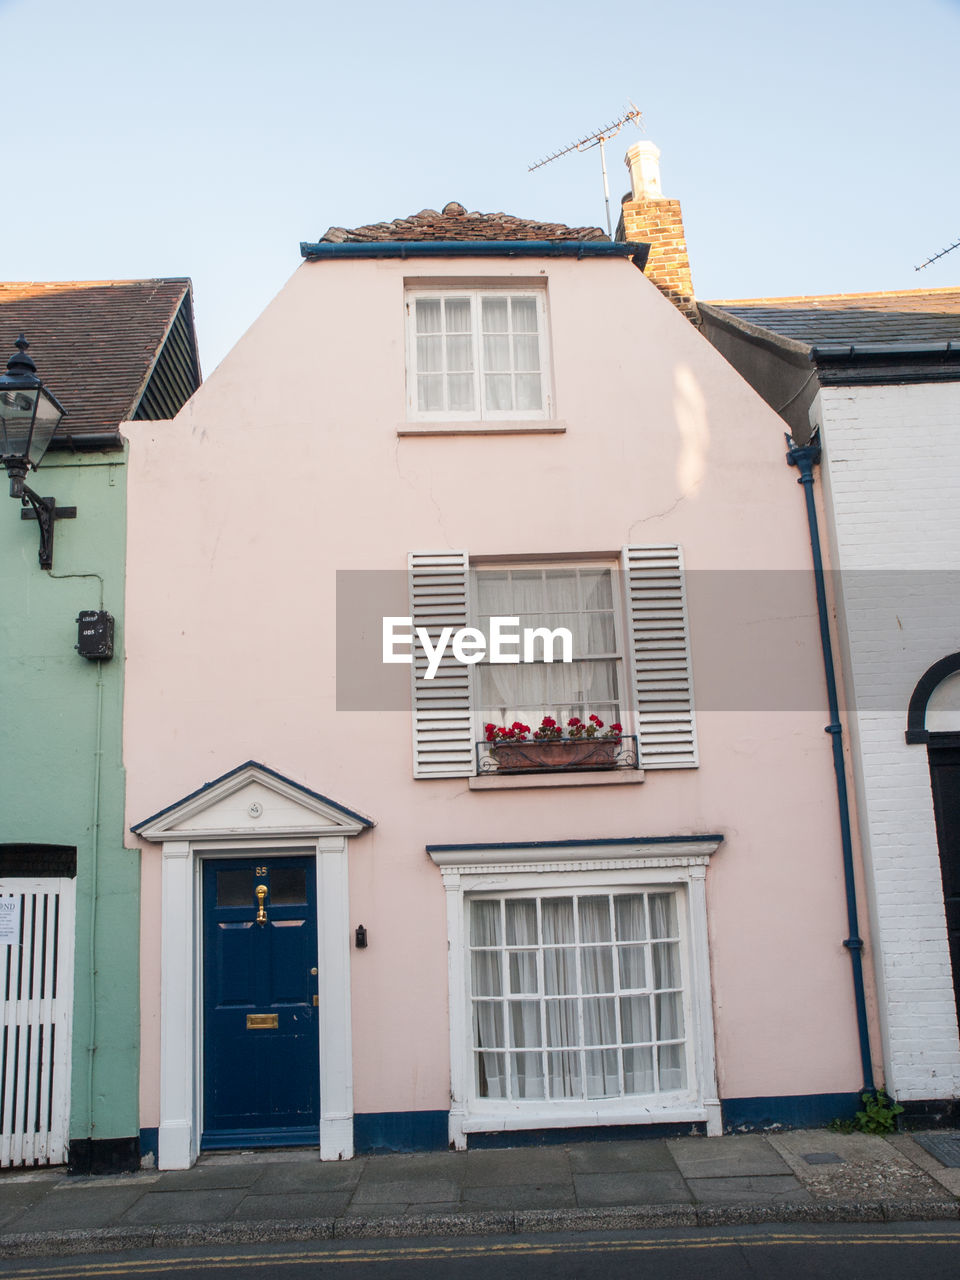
[705,288,960,349]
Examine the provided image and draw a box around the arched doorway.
[907,656,960,1026]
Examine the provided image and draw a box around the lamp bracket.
[18,485,76,570]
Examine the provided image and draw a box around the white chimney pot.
[625,141,663,201]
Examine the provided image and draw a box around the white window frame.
[428,838,722,1147]
[470,561,629,744]
[405,288,552,423]
[467,888,689,1107]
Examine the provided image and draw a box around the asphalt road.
[3,1224,960,1279]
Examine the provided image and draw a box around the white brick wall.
[817,382,960,1099]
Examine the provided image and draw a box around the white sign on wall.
[0,895,21,945]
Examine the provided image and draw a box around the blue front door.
[202,855,320,1148]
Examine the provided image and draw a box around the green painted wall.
[0,449,138,1144]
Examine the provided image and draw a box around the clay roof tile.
[318,203,607,244]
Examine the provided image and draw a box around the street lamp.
[0,333,69,569]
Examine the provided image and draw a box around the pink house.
[123,176,879,1168]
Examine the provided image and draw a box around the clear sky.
[4,0,959,372]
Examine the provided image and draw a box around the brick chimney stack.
[618,142,698,323]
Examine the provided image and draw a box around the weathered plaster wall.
[0,449,139,1143]
[124,256,871,1126]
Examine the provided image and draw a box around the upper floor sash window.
[406,290,550,422]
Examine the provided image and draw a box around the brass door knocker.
[255,884,268,924]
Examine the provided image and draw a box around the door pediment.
[132,761,374,842]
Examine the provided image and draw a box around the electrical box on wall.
[76,611,114,660]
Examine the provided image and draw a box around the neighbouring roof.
[703,287,960,351]
[319,201,608,244]
[0,279,202,449]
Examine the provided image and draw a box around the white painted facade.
[813,380,960,1100]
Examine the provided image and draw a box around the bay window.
[428,837,722,1146]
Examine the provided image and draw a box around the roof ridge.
[706,285,960,306]
[319,201,607,244]
[0,278,191,289]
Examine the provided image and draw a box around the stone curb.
[1,1199,958,1259]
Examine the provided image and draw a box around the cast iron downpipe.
[787,433,875,1091]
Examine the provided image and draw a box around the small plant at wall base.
[828,1090,905,1135]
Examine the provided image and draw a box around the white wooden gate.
[0,878,75,1167]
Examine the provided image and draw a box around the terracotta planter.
[490,737,620,772]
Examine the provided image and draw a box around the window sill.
[461,1101,707,1133]
[469,769,644,790]
[397,420,566,437]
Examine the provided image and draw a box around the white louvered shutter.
[622,545,698,768]
[409,551,475,778]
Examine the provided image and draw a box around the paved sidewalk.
[1,1130,959,1258]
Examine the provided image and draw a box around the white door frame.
[133,763,372,1170]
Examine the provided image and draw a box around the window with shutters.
[408,547,697,779]
[405,289,551,422]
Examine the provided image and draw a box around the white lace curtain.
[470,893,684,1102]
[475,570,620,729]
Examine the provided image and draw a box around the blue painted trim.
[786,437,875,1092]
[201,1125,320,1150]
[467,1121,705,1148]
[426,835,724,854]
[132,759,374,833]
[722,1092,861,1131]
[352,1096,864,1153]
[139,1127,159,1162]
[299,240,648,269]
[354,1111,449,1154]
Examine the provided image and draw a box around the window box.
[479,734,639,774]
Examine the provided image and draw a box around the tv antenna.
[528,105,643,238]
[915,236,960,271]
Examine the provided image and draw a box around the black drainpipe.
[786,432,875,1092]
